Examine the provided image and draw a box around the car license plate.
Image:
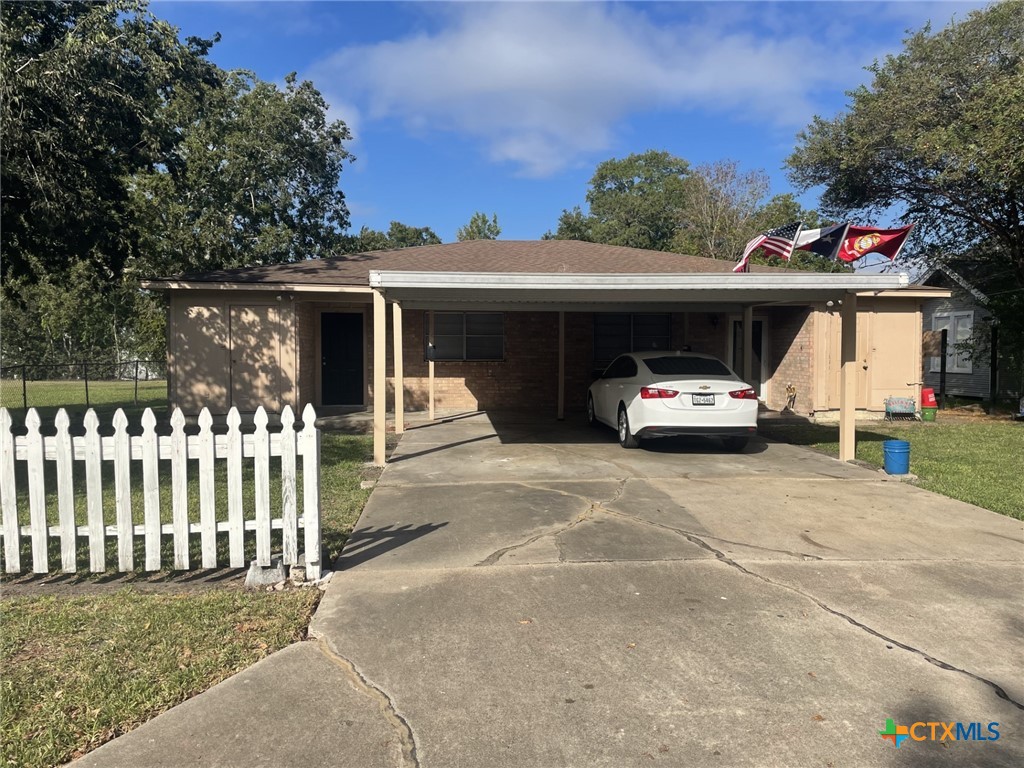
[691,394,715,406]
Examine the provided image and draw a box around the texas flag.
[838,224,914,263]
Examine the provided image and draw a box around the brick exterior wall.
[764,307,814,414]
[376,311,571,414]
[297,304,812,414]
[684,313,729,359]
[363,310,734,413]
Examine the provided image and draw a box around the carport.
[368,270,912,465]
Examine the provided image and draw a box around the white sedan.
[587,351,759,450]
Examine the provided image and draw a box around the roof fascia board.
[141,280,372,293]
[369,270,909,291]
[397,301,749,313]
[863,288,953,298]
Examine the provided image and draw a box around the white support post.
[373,289,387,466]
[428,309,436,421]
[557,311,565,420]
[742,305,754,386]
[393,301,404,435]
[839,292,858,462]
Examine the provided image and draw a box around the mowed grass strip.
[0,380,168,422]
[0,588,319,768]
[759,419,1024,519]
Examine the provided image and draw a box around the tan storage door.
[866,301,920,409]
[230,305,282,412]
[174,302,230,412]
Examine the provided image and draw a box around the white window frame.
[930,311,973,374]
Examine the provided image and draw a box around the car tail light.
[640,387,678,399]
[729,388,758,400]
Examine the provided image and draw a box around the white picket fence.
[0,404,321,579]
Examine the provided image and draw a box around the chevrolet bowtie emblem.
[699,385,712,390]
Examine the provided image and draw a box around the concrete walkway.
[77,413,1024,767]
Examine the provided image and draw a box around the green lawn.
[759,418,1024,519]
[1,428,374,767]
[1,589,319,768]
[0,379,168,422]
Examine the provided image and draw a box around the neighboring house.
[920,266,1010,401]
[143,241,948,454]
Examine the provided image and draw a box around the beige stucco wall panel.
[818,298,923,413]
[169,290,298,413]
[170,297,230,412]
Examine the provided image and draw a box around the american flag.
[733,221,803,272]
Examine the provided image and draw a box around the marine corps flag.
[838,224,914,263]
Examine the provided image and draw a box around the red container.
[921,387,937,408]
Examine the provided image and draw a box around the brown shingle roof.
[162,240,789,286]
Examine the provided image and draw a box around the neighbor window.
[930,311,973,374]
[593,313,671,368]
[426,312,504,361]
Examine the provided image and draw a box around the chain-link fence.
[0,360,167,411]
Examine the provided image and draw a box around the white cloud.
[305,2,939,177]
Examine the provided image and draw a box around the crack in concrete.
[314,638,421,768]
[602,510,1024,711]
[694,532,824,561]
[600,506,822,561]
[475,480,628,567]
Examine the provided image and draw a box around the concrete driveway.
[78,412,1023,768]
[311,413,1024,767]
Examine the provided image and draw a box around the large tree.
[1,0,220,286]
[342,222,442,253]
[674,161,770,261]
[548,151,689,251]
[129,70,351,277]
[456,212,501,241]
[786,2,1023,366]
[1,0,353,366]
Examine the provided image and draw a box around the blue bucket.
[882,440,910,475]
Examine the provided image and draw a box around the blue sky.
[155,1,984,248]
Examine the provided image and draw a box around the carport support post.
[392,301,404,435]
[428,310,435,421]
[742,305,754,386]
[373,289,387,466]
[839,291,858,462]
[557,311,565,420]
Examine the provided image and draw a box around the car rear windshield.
[643,356,733,376]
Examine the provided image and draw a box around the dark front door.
[321,312,364,405]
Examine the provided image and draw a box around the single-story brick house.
[143,240,949,464]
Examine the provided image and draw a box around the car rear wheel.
[722,436,749,452]
[617,406,640,449]
[587,395,598,428]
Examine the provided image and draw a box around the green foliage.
[786,2,1023,360]
[342,222,442,252]
[549,151,689,251]
[543,206,594,242]
[1,1,353,367]
[129,71,352,276]
[0,263,165,366]
[456,211,501,241]
[548,152,843,271]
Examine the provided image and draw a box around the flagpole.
[832,222,851,273]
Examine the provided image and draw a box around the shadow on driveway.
[338,522,449,570]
